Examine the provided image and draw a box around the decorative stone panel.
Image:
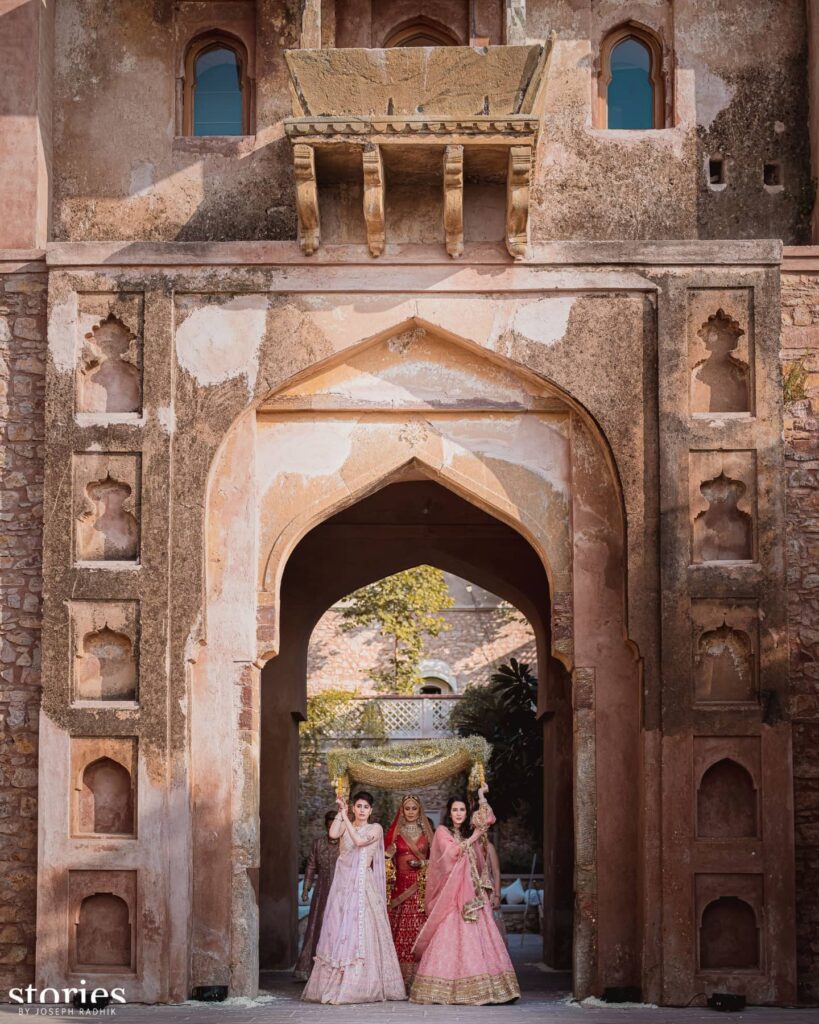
[68,870,137,973]
[69,601,139,704]
[695,873,764,973]
[72,453,141,564]
[70,737,137,838]
[76,293,143,418]
[688,288,753,416]
[691,599,758,705]
[690,450,756,563]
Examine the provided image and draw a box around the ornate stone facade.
[3,0,819,1009]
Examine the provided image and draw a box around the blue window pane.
[607,38,654,130]
[194,47,243,136]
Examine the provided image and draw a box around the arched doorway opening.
[192,322,640,1000]
[257,480,574,978]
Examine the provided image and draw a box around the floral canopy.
[328,736,491,796]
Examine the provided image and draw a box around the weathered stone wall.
[781,268,819,1002]
[46,0,811,244]
[0,258,46,993]
[307,601,536,695]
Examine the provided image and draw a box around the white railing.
[326,696,461,740]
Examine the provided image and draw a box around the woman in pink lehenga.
[302,790,407,1005]
[410,788,520,1005]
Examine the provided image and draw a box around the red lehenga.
[385,797,435,982]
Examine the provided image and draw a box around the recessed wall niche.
[687,289,753,416]
[71,737,137,837]
[695,873,763,974]
[690,451,756,563]
[697,759,758,838]
[691,599,758,704]
[76,293,143,417]
[694,735,761,840]
[68,870,136,972]
[73,454,141,563]
[70,601,139,703]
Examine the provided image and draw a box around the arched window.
[383,17,460,47]
[597,26,665,130]
[416,677,454,695]
[183,34,251,136]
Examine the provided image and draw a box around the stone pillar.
[0,0,54,248]
[809,0,819,243]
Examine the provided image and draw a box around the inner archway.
[258,480,574,976]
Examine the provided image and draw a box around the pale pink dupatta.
[414,825,488,959]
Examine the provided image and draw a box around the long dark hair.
[442,794,469,834]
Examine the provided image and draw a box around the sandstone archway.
[193,323,640,999]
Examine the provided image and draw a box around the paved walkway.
[3,939,819,1023]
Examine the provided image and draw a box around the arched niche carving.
[76,893,132,968]
[76,625,137,702]
[697,758,758,839]
[383,15,461,47]
[78,314,141,414]
[700,897,759,971]
[694,621,755,703]
[693,472,753,562]
[691,310,750,414]
[76,474,139,561]
[78,757,135,836]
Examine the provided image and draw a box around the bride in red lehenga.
[384,794,435,982]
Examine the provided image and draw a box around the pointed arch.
[594,21,668,130]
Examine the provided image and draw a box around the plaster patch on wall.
[256,420,356,484]
[695,68,735,130]
[156,405,176,434]
[49,298,79,373]
[129,161,156,198]
[176,296,267,395]
[512,297,575,347]
[439,415,571,494]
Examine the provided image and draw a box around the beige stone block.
[285,45,544,118]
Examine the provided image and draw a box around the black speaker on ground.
[191,985,228,1002]
[707,992,746,1012]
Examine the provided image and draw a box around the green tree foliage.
[339,566,454,694]
[450,658,543,836]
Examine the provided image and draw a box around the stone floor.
[3,939,819,1023]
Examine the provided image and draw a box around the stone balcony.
[284,44,551,259]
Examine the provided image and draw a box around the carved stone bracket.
[442,145,464,258]
[362,144,385,258]
[293,143,320,256]
[506,144,532,260]
[285,116,539,143]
